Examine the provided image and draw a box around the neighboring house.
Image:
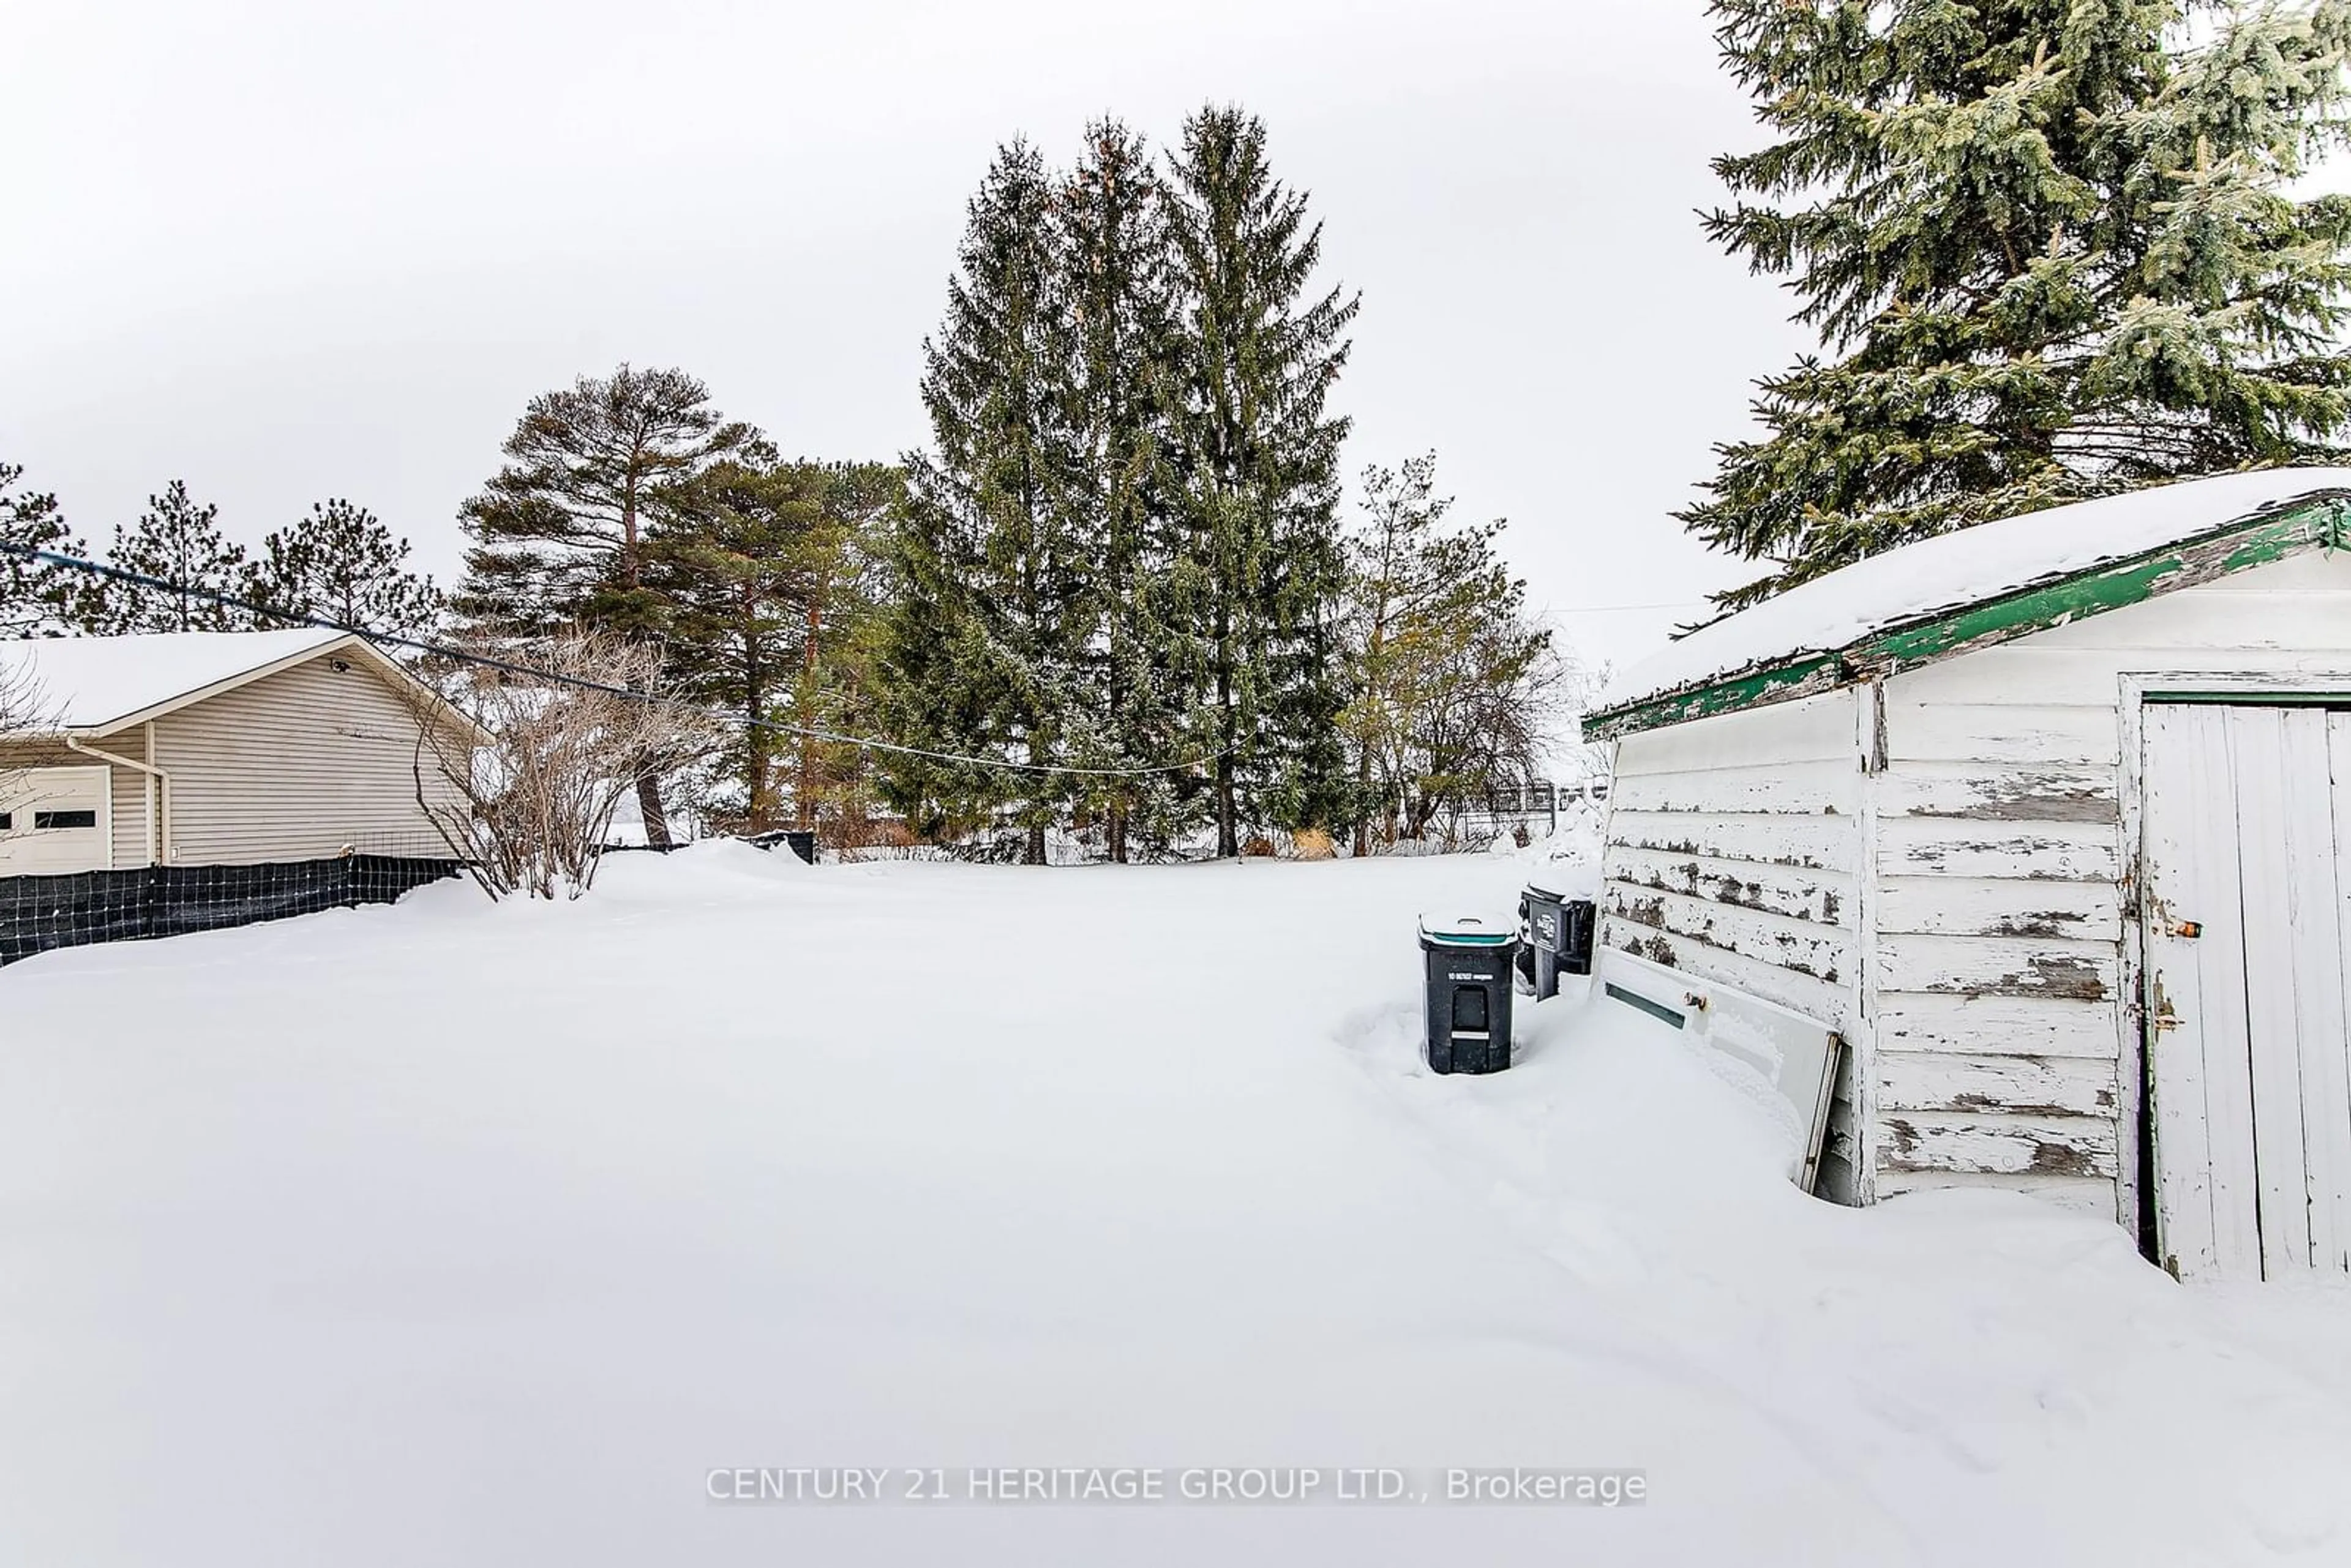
[1582,468,2351,1284]
[0,629,478,876]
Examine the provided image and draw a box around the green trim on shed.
[1584,493,2351,741]
[2141,691,2351,707]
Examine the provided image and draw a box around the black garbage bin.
[1418,913,1516,1075]
[1522,877,1597,999]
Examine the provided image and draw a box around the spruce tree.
[1053,119,1191,861]
[1687,1,2351,608]
[456,364,755,843]
[0,462,89,637]
[94,481,256,634]
[248,498,442,639]
[1164,105,1359,855]
[886,140,1082,863]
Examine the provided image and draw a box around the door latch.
[2170,920,2202,940]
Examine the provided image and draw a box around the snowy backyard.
[6,844,2351,1566]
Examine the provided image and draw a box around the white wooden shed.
[1583,469,2351,1282]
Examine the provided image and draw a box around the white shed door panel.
[2142,705,2351,1282]
[0,765,112,876]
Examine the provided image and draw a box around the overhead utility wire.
[1,544,1222,779]
[6,544,1698,774]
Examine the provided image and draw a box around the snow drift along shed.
[1583,470,2351,1283]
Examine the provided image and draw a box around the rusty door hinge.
[2170,920,2202,939]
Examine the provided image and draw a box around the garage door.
[2142,703,2351,1281]
[0,765,113,876]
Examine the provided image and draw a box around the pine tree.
[785,463,901,837]
[1164,105,1359,855]
[456,364,755,844]
[885,140,1082,864]
[1341,455,1557,845]
[92,481,256,634]
[650,455,811,830]
[0,462,89,638]
[648,454,898,833]
[247,498,442,639]
[1687,1,2351,608]
[1053,119,1192,861]
[1344,455,1471,850]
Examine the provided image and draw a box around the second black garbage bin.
[1522,877,1597,1000]
[1418,913,1516,1075]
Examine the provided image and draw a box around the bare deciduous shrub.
[403,632,718,901]
[0,657,59,814]
[0,656,47,737]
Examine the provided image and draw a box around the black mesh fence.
[0,854,461,968]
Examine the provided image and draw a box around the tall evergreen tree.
[1054,119,1191,861]
[1686,1,2351,608]
[1164,105,1359,855]
[0,462,89,638]
[456,364,754,843]
[247,498,442,639]
[885,140,1082,863]
[648,454,898,833]
[92,481,255,634]
[647,451,823,831]
[784,463,901,836]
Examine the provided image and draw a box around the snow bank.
[1602,468,2351,712]
[588,837,807,901]
[1487,808,1604,900]
[3,850,2348,1566]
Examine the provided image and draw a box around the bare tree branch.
[396,630,719,900]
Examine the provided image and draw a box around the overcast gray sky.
[4,0,1813,685]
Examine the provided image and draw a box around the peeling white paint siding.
[1602,688,1871,1199]
[1875,549,2351,1221]
[1602,549,2351,1226]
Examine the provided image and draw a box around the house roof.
[1588,469,2351,740]
[0,628,469,738]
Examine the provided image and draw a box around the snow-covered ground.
[4,843,2349,1566]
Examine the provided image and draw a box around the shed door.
[2142,703,2351,1281]
[0,765,113,876]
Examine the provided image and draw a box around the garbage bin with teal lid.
[1417,912,1517,1075]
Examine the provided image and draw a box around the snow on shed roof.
[1599,469,2351,719]
[0,628,353,733]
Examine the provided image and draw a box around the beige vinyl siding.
[149,654,462,865]
[1601,688,1869,1199]
[0,730,151,867]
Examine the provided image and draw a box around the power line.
[0,544,1226,780]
